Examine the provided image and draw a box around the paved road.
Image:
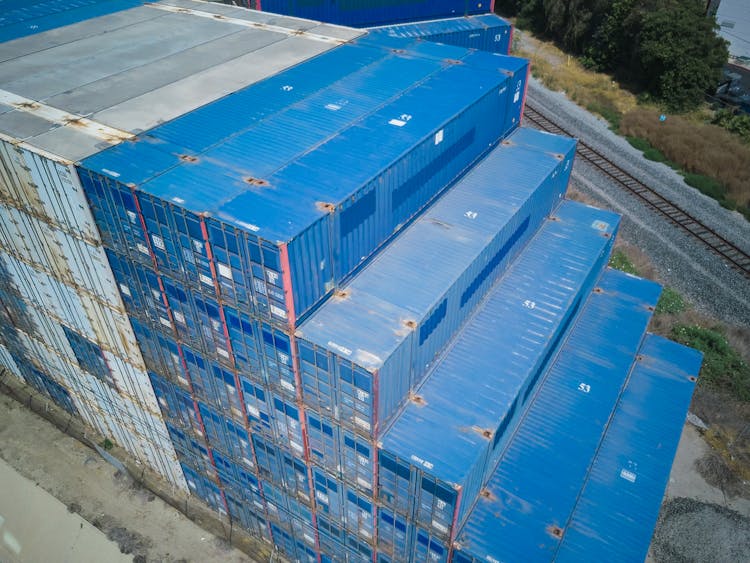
[0,457,132,563]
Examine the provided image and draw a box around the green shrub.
[683,173,728,200]
[609,250,639,275]
[101,438,114,451]
[671,324,750,401]
[655,286,685,315]
[712,109,750,144]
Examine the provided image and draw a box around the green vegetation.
[497,0,728,111]
[672,324,750,401]
[712,109,750,145]
[655,286,686,315]
[625,136,671,165]
[608,249,639,275]
[101,438,114,451]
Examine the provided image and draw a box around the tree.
[635,0,729,111]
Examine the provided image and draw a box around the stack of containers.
[0,3,703,562]
[76,21,530,560]
[368,14,513,54]
[216,0,492,27]
[0,0,364,494]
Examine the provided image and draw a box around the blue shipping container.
[379,199,620,542]
[296,127,575,439]
[452,268,661,561]
[369,14,512,54]
[248,0,489,27]
[555,335,702,562]
[79,38,528,329]
[0,0,145,43]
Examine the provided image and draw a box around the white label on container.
[356,389,369,402]
[281,380,295,392]
[254,500,263,509]
[361,529,372,539]
[513,90,521,103]
[236,221,259,232]
[199,274,213,286]
[137,243,149,255]
[159,317,171,328]
[620,469,637,483]
[410,454,434,470]
[325,103,342,111]
[253,278,267,295]
[151,289,161,300]
[270,304,287,319]
[578,382,591,393]
[152,235,165,250]
[173,311,185,324]
[211,320,221,331]
[357,477,370,488]
[266,270,279,284]
[389,118,407,127]
[247,405,260,418]
[172,197,185,204]
[304,533,315,545]
[217,347,229,359]
[119,284,131,296]
[316,491,329,504]
[102,168,121,178]
[243,457,254,467]
[218,263,232,280]
[290,440,303,453]
[464,210,478,219]
[328,341,352,356]
[434,129,444,145]
[158,397,167,407]
[178,375,189,386]
[591,220,610,232]
[354,417,371,430]
[358,455,368,466]
[432,521,448,534]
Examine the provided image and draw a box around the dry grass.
[620,109,750,207]
[514,32,637,126]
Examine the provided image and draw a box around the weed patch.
[671,324,750,402]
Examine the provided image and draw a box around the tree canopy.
[497,0,729,111]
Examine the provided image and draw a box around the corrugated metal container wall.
[0,0,361,495]
[454,293,699,563]
[224,0,489,27]
[0,142,187,489]
[296,128,576,441]
[554,335,702,563]
[369,14,513,54]
[0,0,145,42]
[79,40,529,329]
[379,200,620,546]
[0,341,23,380]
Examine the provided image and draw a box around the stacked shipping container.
[0,2,702,562]
[216,0,491,27]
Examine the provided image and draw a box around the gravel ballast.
[525,78,750,327]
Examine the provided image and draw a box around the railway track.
[523,104,750,280]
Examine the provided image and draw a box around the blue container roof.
[555,334,702,562]
[381,199,621,486]
[0,0,144,43]
[370,13,511,37]
[297,127,576,370]
[454,268,663,561]
[81,38,528,244]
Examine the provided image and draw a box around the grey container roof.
[0,0,362,162]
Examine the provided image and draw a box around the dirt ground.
[0,392,256,563]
